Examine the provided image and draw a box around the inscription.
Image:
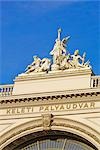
[4,102,95,115]
[39,102,95,112]
[6,107,34,114]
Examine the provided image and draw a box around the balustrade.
[0,84,13,96]
[91,76,100,88]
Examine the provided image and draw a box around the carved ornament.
[42,114,53,130]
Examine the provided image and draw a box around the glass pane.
[21,138,94,150]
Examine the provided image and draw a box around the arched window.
[4,131,97,150]
[21,136,95,150]
[21,138,94,150]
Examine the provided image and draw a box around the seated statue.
[39,58,51,72]
[25,56,41,73]
[70,50,89,68]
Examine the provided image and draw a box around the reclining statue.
[25,56,41,73]
[25,56,51,74]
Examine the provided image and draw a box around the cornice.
[0,88,100,104]
[15,68,92,82]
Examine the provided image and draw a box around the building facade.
[0,29,100,150]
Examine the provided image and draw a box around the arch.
[0,117,99,150]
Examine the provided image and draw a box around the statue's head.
[74,50,79,56]
[58,28,62,33]
[33,56,38,60]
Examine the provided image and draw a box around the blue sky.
[0,0,100,84]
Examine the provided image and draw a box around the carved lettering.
[45,106,49,111]
[73,103,77,109]
[55,105,59,110]
[6,109,11,114]
[60,105,65,110]
[17,108,20,114]
[21,108,25,113]
[79,103,83,108]
[5,102,96,115]
[39,106,44,111]
[50,106,55,111]
[90,102,95,108]
[83,103,88,108]
[12,108,16,114]
[31,107,34,112]
[66,104,71,109]
[27,107,31,113]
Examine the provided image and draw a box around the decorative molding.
[0,119,42,147]
[0,118,99,149]
[42,114,53,130]
[15,68,92,82]
[0,89,100,104]
[52,118,100,144]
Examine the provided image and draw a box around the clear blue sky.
[0,1,100,84]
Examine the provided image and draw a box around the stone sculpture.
[50,28,70,71]
[25,56,51,74]
[39,58,51,73]
[42,114,53,130]
[25,56,41,73]
[24,28,90,74]
[70,50,90,68]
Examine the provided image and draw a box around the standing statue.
[50,28,70,70]
[50,28,62,64]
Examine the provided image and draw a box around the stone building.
[0,29,100,150]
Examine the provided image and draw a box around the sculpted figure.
[61,36,70,49]
[25,56,51,74]
[24,29,90,74]
[39,58,51,72]
[50,39,66,65]
[50,29,63,64]
[60,54,72,70]
[25,56,41,73]
[70,50,88,68]
[50,28,70,70]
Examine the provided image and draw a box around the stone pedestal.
[13,68,92,95]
